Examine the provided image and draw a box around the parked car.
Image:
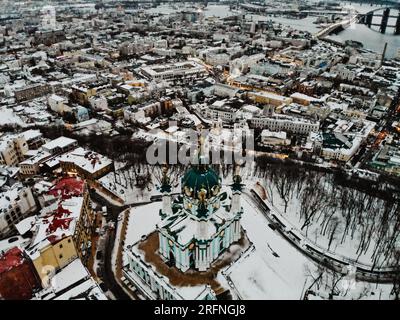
[96,267,103,278]
[96,251,103,260]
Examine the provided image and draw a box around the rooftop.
[0,247,25,274]
[42,136,77,152]
[59,147,112,174]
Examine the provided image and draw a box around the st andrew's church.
[157,151,244,272]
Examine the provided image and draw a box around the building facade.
[0,185,37,236]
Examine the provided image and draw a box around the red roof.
[54,203,72,219]
[48,177,84,200]
[0,247,25,274]
[47,235,61,245]
[46,217,73,235]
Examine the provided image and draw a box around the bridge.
[358,6,400,34]
[314,14,359,39]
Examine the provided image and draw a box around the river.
[146,1,400,59]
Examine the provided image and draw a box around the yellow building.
[71,85,97,105]
[26,178,95,287]
[247,91,292,107]
[32,235,78,286]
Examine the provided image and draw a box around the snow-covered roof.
[27,196,83,257]
[15,216,37,235]
[21,129,42,142]
[0,236,30,254]
[59,147,112,174]
[42,136,77,152]
[36,259,107,300]
[0,184,25,214]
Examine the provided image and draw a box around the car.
[268,223,277,230]
[96,251,103,260]
[96,267,103,277]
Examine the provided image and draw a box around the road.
[89,189,132,300]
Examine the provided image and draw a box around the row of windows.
[131,259,175,300]
[5,209,22,224]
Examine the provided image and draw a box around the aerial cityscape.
[0,0,400,303]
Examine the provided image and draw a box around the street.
[89,189,132,300]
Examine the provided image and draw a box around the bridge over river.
[358,7,400,35]
[316,6,400,39]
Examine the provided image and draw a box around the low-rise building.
[59,147,114,180]
[48,94,69,114]
[0,134,29,166]
[250,114,320,135]
[0,184,37,236]
[0,247,41,300]
[24,177,95,282]
[247,91,292,107]
[140,61,208,83]
[42,137,78,156]
[33,258,107,300]
[260,130,291,146]
[19,150,52,176]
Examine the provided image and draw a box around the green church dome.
[182,165,221,200]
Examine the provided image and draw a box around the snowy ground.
[122,202,162,266]
[98,165,181,206]
[262,180,389,267]
[235,160,398,269]
[228,194,395,300]
[226,195,315,299]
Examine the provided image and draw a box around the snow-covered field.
[98,165,182,205]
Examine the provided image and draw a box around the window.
[59,254,63,259]
[59,244,63,249]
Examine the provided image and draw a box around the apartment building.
[42,136,78,155]
[0,134,29,166]
[24,177,95,284]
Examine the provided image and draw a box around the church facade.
[157,162,244,272]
